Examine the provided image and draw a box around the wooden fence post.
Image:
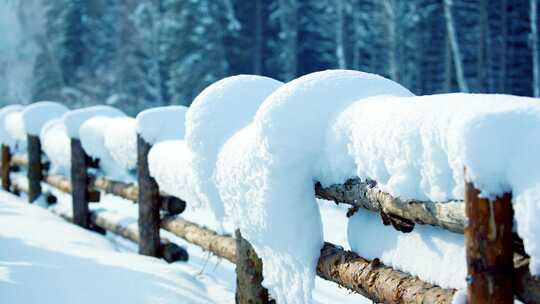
[137,134,161,257]
[27,135,42,203]
[464,172,514,303]
[1,144,11,191]
[71,138,91,228]
[235,229,270,304]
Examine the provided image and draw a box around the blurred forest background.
[0,0,539,114]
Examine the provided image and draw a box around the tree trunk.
[531,0,540,97]
[27,135,42,203]
[137,135,161,257]
[1,144,11,191]
[235,229,270,304]
[443,0,470,92]
[464,178,514,303]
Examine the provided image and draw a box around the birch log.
[315,179,465,233]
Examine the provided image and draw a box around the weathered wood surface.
[235,229,270,304]
[1,144,11,191]
[514,254,540,304]
[317,242,456,304]
[27,135,42,203]
[137,135,161,257]
[464,180,514,304]
[315,179,466,233]
[161,216,237,263]
[71,138,91,228]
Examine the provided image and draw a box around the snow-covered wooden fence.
[2,116,539,304]
[3,71,540,304]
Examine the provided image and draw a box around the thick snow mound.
[348,210,466,289]
[103,117,137,170]
[21,101,68,136]
[0,191,214,304]
[0,105,24,149]
[40,119,71,174]
[322,93,540,275]
[80,116,125,178]
[185,75,283,224]
[63,105,125,139]
[136,105,188,144]
[5,111,27,147]
[148,141,199,205]
[216,70,413,303]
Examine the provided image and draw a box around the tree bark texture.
[27,135,42,203]
[1,144,11,191]
[137,135,161,257]
[235,229,270,304]
[464,180,514,304]
[315,179,465,233]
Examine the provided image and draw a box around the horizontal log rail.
[10,155,539,303]
[315,179,465,234]
[12,174,459,303]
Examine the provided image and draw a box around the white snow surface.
[21,101,68,136]
[40,118,71,174]
[5,111,26,148]
[348,210,466,289]
[319,93,540,275]
[63,105,125,139]
[148,141,198,205]
[103,116,137,170]
[79,116,125,179]
[0,104,24,149]
[216,70,413,303]
[135,105,188,144]
[184,75,283,226]
[0,191,215,304]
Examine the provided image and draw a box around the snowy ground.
[0,178,370,303]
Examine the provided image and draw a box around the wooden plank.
[137,135,161,257]
[235,229,270,304]
[1,144,11,191]
[27,135,42,203]
[464,178,514,303]
[71,138,91,228]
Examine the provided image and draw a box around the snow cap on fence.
[103,116,137,170]
[21,101,69,136]
[0,104,24,149]
[5,111,27,144]
[184,75,283,225]
[79,116,125,178]
[215,70,413,304]
[135,105,188,144]
[63,105,125,139]
[318,93,540,277]
[40,118,71,173]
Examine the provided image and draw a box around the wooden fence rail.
[3,133,539,303]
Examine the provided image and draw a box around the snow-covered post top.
[0,105,24,151]
[4,111,27,150]
[63,105,124,229]
[63,105,125,139]
[21,101,69,137]
[0,104,24,191]
[215,70,413,303]
[135,105,188,144]
[21,101,69,203]
[135,105,188,258]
